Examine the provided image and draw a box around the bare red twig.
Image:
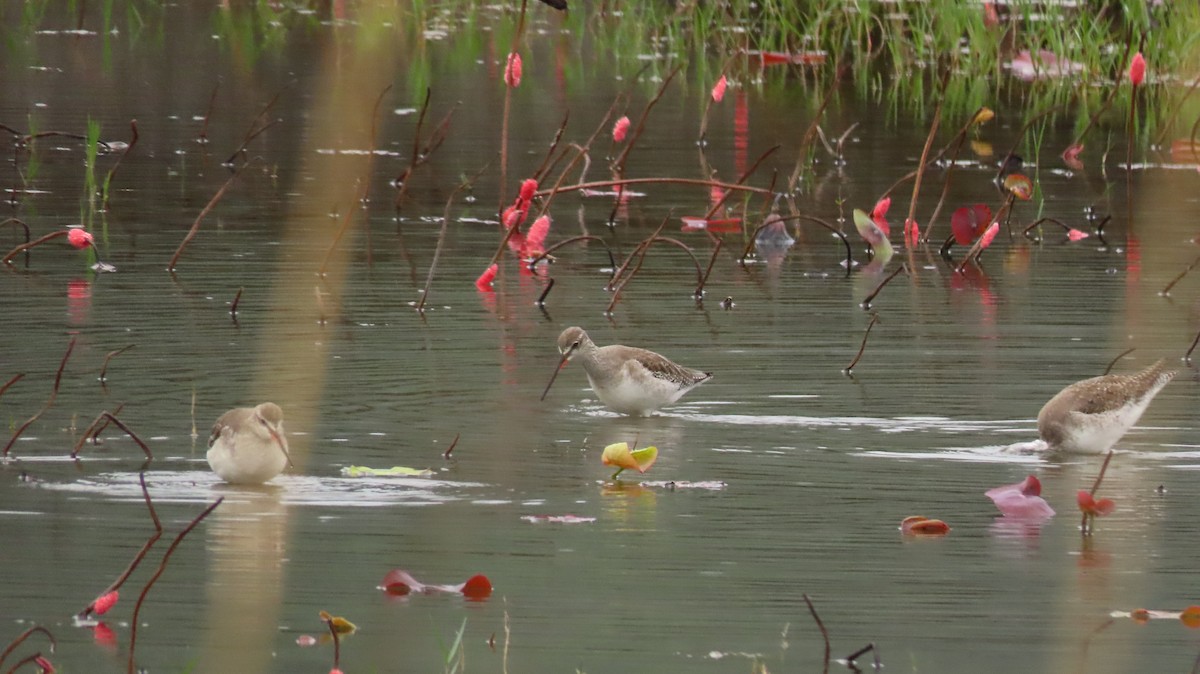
[802,594,831,674]
[128,498,223,674]
[860,263,908,309]
[224,84,289,165]
[611,65,683,175]
[844,314,880,374]
[71,411,154,460]
[3,338,75,457]
[2,230,70,266]
[167,161,251,272]
[0,219,31,266]
[102,120,139,210]
[78,472,163,618]
[443,433,460,460]
[1102,348,1135,376]
[0,374,23,402]
[0,626,55,670]
[230,287,244,317]
[99,345,135,383]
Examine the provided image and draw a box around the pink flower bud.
[978,222,999,249]
[518,178,538,203]
[711,75,727,103]
[612,116,630,143]
[1128,52,1145,86]
[1067,228,1089,241]
[504,52,522,88]
[523,215,551,257]
[474,263,498,291]
[68,228,94,249]
[34,656,54,673]
[92,590,119,616]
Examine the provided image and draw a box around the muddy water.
[2,5,1200,673]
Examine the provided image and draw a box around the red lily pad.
[951,204,993,245]
[1077,491,1116,516]
[457,574,493,600]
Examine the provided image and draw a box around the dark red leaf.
[951,204,993,245]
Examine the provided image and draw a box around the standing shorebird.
[207,402,294,484]
[1037,358,1176,454]
[541,326,712,416]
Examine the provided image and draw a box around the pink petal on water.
[987,475,1055,519]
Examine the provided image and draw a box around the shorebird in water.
[542,327,712,416]
[207,402,293,484]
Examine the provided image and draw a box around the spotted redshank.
[207,402,293,484]
[541,326,712,416]
[1037,358,1176,454]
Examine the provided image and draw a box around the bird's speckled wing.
[1064,360,1175,415]
[208,407,253,448]
[632,350,711,388]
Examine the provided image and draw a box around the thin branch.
[443,433,460,460]
[99,345,135,383]
[611,65,682,174]
[78,472,162,618]
[1103,348,1135,376]
[71,411,154,460]
[802,594,831,674]
[843,314,880,374]
[0,374,23,403]
[696,238,723,298]
[0,626,55,670]
[167,161,251,272]
[860,263,908,309]
[3,337,75,457]
[197,84,219,144]
[1161,254,1200,296]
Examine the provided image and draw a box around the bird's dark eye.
[572,341,580,348]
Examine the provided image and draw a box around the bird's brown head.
[253,402,293,468]
[557,326,589,360]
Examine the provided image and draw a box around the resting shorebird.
[541,327,712,416]
[1037,359,1176,454]
[207,402,293,484]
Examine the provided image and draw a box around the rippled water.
[2,4,1200,673]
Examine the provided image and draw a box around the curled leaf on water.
[1077,491,1115,517]
[455,574,493,600]
[1182,605,1200,628]
[1002,173,1034,200]
[379,569,426,595]
[318,610,357,635]
[1130,608,1152,624]
[341,465,434,477]
[900,516,951,535]
[853,208,888,248]
[972,107,995,127]
[951,204,993,245]
[1061,144,1084,170]
[601,442,657,479]
[986,475,1055,519]
[970,140,994,158]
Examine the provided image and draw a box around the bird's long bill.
[268,428,294,468]
[540,347,576,401]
